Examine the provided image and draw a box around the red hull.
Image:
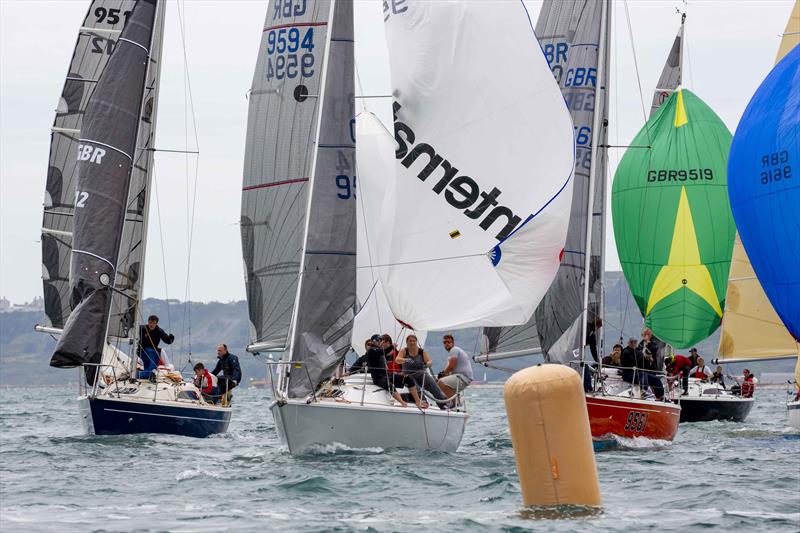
[586,394,681,443]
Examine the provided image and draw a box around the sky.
[0,0,795,305]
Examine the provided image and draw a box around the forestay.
[42,0,164,337]
[483,0,609,363]
[352,113,426,354]
[51,0,159,368]
[241,0,357,399]
[368,0,574,332]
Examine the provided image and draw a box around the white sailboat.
[241,0,574,453]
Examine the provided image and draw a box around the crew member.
[665,354,692,394]
[437,334,473,398]
[689,357,713,381]
[211,344,242,406]
[138,315,174,379]
[193,362,219,403]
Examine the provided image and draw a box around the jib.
[273,0,306,19]
[77,144,106,164]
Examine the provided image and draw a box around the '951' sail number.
[624,411,649,433]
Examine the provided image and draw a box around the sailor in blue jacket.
[212,344,242,405]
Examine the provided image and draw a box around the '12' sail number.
[266,27,315,81]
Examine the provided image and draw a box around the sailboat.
[35,0,231,437]
[722,1,800,430]
[476,0,682,447]
[242,0,574,453]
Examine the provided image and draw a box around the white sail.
[364,0,574,331]
[353,113,426,353]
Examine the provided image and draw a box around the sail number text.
[94,7,131,25]
[760,151,792,185]
[647,168,714,182]
[624,411,649,433]
[265,28,315,81]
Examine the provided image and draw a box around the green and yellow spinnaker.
[611,89,735,348]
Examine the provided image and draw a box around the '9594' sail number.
[265,27,315,81]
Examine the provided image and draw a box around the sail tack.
[727,45,800,343]
[612,89,735,348]
[366,0,574,332]
[51,0,158,368]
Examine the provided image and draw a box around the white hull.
[789,400,800,431]
[269,373,468,454]
[270,399,467,454]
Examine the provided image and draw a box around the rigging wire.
[152,169,172,331]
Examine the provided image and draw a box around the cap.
[689,348,698,353]
[370,334,382,343]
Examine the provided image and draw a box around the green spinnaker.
[611,89,735,348]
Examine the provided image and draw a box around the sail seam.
[78,138,133,161]
[243,177,309,191]
[263,22,328,32]
[72,249,114,269]
[118,37,150,54]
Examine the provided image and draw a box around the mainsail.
[726,45,800,345]
[482,0,610,363]
[611,89,735,348]
[42,0,164,337]
[241,0,357,398]
[51,0,160,368]
[650,16,684,116]
[718,1,800,362]
[365,0,574,333]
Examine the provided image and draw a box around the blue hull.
[81,397,232,438]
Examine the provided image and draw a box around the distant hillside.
[1,275,795,386]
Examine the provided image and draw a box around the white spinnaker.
[369,0,574,331]
[353,113,427,354]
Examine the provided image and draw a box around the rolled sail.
[611,89,735,348]
[369,0,574,331]
[51,0,157,368]
[726,45,800,342]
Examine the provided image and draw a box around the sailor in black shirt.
[138,315,174,378]
[212,344,242,405]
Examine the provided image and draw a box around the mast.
[282,0,338,394]
[126,0,167,375]
[579,0,611,356]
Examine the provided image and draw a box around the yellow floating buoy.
[504,364,602,507]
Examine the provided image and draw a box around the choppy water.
[0,385,798,532]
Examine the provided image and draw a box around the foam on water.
[0,386,798,532]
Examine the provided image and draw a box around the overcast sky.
[0,0,794,305]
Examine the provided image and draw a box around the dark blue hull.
[677,396,754,423]
[81,396,232,438]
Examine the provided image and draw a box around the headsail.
[241,0,357,398]
[42,0,162,332]
[650,16,684,116]
[482,0,609,363]
[718,2,800,361]
[352,113,426,353]
[611,89,735,348]
[365,0,574,332]
[726,45,800,344]
[51,0,159,368]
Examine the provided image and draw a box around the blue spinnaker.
[728,44,800,342]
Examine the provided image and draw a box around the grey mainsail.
[650,15,684,117]
[51,0,158,368]
[42,0,165,340]
[241,0,356,398]
[483,0,610,364]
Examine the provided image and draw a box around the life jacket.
[197,370,217,394]
[386,347,400,375]
[741,376,755,398]
[694,368,709,380]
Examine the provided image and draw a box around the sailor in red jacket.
[665,354,693,394]
[193,362,219,403]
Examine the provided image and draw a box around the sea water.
[0,385,797,532]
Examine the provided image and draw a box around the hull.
[270,399,467,454]
[677,396,754,423]
[80,396,232,438]
[788,401,800,430]
[586,394,681,446]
